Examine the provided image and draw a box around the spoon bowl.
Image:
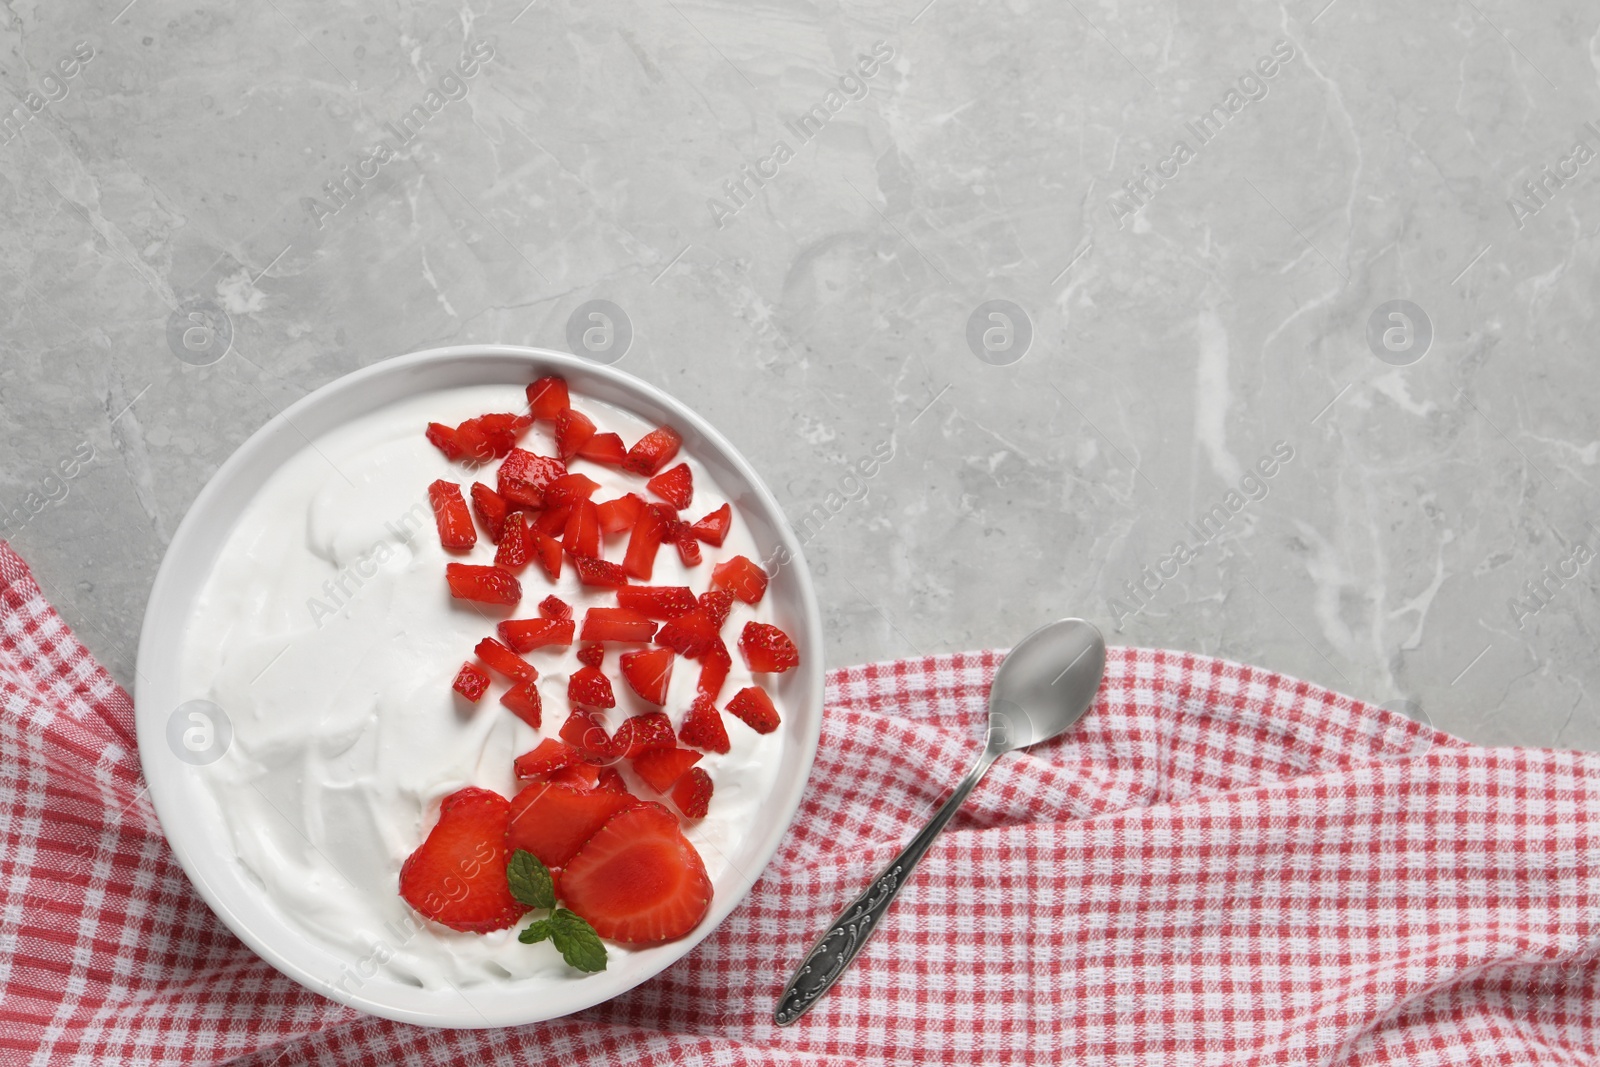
[985,619,1106,754]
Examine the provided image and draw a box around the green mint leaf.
[506,850,556,910]
[518,918,554,945]
[549,909,608,973]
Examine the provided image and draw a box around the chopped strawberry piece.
[494,512,530,571]
[527,527,563,581]
[568,665,616,709]
[739,622,800,673]
[596,766,631,795]
[500,679,543,729]
[671,768,713,819]
[506,782,637,869]
[428,480,477,550]
[622,427,683,476]
[712,555,768,604]
[544,473,601,507]
[426,422,466,461]
[580,607,658,643]
[656,610,719,658]
[445,563,521,605]
[622,504,667,581]
[555,408,597,460]
[675,534,702,567]
[631,746,703,794]
[576,643,605,669]
[560,804,711,945]
[573,556,628,589]
[532,502,571,537]
[725,684,780,733]
[619,647,674,705]
[514,738,578,780]
[689,503,731,546]
[539,595,572,620]
[550,762,601,790]
[646,463,693,510]
[564,500,602,559]
[679,694,730,753]
[616,585,697,620]
[698,589,734,630]
[652,503,688,545]
[470,482,510,542]
[455,413,528,461]
[559,708,623,761]
[498,617,575,652]
[696,638,731,699]
[498,448,566,509]
[596,493,645,533]
[452,662,490,702]
[475,637,538,682]
[526,376,570,422]
[576,432,627,465]
[400,787,526,933]
[616,711,677,757]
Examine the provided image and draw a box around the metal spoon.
[774,618,1107,1026]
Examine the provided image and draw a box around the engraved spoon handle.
[774,750,998,1026]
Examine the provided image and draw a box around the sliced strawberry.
[618,648,674,706]
[596,766,631,795]
[446,563,520,606]
[527,376,570,421]
[675,535,702,567]
[555,408,597,460]
[500,679,543,729]
[573,556,629,589]
[616,711,677,757]
[453,662,490,702]
[455,413,528,461]
[514,738,578,780]
[550,762,601,791]
[564,499,602,560]
[399,787,526,933]
[559,708,623,761]
[470,482,510,543]
[568,665,616,709]
[498,617,575,653]
[426,422,466,461]
[498,448,567,509]
[689,503,731,546]
[580,607,658,643]
[622,504,667,581]
[679,694,730,753]
[532,502,572,537]
[631,746,702,793]
[475,637,538,682]
[698,589,734,630]
[506,782,637,869]
[646,463,693,510]
[616,585,697,620]
[725,684,780,733]
[596,493,645,534]
[622,427,683,477]
[545,473,601,507]
[696,638,731,699]
[428,480,477,550]
[739,622,799,673]
[528,527,564,582]
[712,555,768,604]
[576,643,605,669]
[656,610,718,658]
[670,768,713,820]
[560,804,711,945]
[494,512,530,571]
[576,432,627,465]
[539,595,572,620]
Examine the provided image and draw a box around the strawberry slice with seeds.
[696,639,731,700]
[539,595,572,620]
[712,555,768,604]
[551,762,601,790]
[678,694,730,754]
[494,512,531,571]
[555,409,597,460]
[568,665,616,709]
[455,413,528,461]
[446,563,520,605]
[498,448,567,509]
[616,711,677,757]
[452,662,490,702]
[580,607,657,643]
[577,432,627,465]
[596,493,645,534]
[470,482,510,542]
[559,708,623,761]
[514,738,578,780]
[527,528,563,582]
[564,499,602,560]
[622,427,683,476]
[739,621,799,673]
[426,422,467,461]
[498,617,575,652]
[429,480,477,550]
[506,782,638,869]
[596,766,631,795]
[526,376,570,421]
[544,473,601,507]
[533,502,572,537]
[616,585,697,620]
[500,679,543,729]
[656,610,719,658]
[475,637,537,682]
[725,684,780,733]
[646,463,693,509]
[560,804,711,945]
[400,787,526,933]
[573,555,628,589]
[576,643,605,669]
[619,647,674,705]
[670,767,713,819]
[698,589,734,630]
[622,504,667,581]
[631,746,703,794]
[688,503,731,546]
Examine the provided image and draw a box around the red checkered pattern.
[3,536,1599,1064]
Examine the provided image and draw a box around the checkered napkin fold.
[3,538,1599,1065]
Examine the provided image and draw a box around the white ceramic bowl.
[134,345,824,1027]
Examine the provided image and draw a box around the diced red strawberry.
[559,804,711,945]
[470,482,510,542]
[400,787,526,933]
[494,512,530,571]
[622,427,683,476]
[675,534,702,567]
[506,782,637,869]
[656,610,718,658]
[559,709,623,761]
[678,694,730,754]
[573,556,629,589]
[514,738,578,780]
[580,607,658,643]
[555,408,597,460]
[568,665,616,709]
[576,643,605,669]
[596,493,645,534]
[698,589,734,630]
[452,662,490,702]
[631,746,702,793]
[696,638,731,699]
[532,503,571,537]
[622,504,667,581]
[428,480,477,550]
[653,503,689,545]
[564,500,602,559]
[619,647,674,705]
[500,679,543,729]
[596,766,631,795]
[446,563,521,605]
[426,422,466,461]
[539,595,572,620]
[498,448,566,508]
[576,432,627,465]
[527,528,563,581]
[671,768,713,819]
[616,711,677,757]
[475,637,538,682]
[725,684,780,733]
[739,622,800,673]
[646,463,693,509]
[455,413,528,461]
[689,504,731,546]
[498,617,575,652]
[526,376,570,422]
[712,555,768,604]
[616,585,697,620]
[550,762,601,791]
[544,473,601,507]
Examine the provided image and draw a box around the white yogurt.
[178,384,784,990]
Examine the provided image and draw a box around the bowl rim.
[133,344,824,1028]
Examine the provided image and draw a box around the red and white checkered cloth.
[4,536,1600,1065]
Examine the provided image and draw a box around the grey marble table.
[1,0,1594,751]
